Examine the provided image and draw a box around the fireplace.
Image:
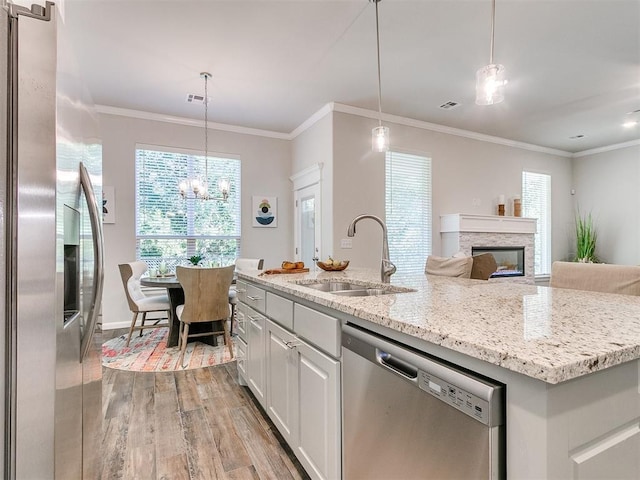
[472,246,525,278]
[440,214,536,284]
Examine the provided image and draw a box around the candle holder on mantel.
[497,194,505,216]
[513,196,522,217]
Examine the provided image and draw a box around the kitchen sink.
[331,288,393,296]
[295,280,413,296]
[302,281,364,292]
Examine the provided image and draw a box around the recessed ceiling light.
[623,121,638,128]
[569,134,586,139]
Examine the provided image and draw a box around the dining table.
[140,275,221,348]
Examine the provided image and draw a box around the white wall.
[291,112,333,260]
[572,144,640,265]
[332,112,575,270]
[101,113,292,328]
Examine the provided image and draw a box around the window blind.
[385,151,432,276]
[522,171,551,276]
[135,147,241,269]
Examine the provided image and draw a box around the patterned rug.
[102,327,236,372]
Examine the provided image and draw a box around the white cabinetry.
[240,279,341,480]
[265,319,298,446]
[295,339,340,480]
[265,318,341,480]
[246,306,267,408]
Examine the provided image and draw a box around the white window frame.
[135,144,241,269]
[385,150,432,276]
[522,170,552,277]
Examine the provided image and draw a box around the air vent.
[569,134,586,139]
[186,94,210,104]
[439,101,460,110]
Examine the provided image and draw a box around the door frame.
[290,163,323,263]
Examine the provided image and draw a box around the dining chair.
[176,265,236,367]
[118,261,171,347]
[228,258,264,334]
[425,255,474,278]
[550,261,640,295]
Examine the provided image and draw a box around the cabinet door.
[295,341,341,480]
[236,302,248,342]
[266,320,298,446]
[246,308,266,408]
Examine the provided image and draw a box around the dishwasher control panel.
[418,370,491,425]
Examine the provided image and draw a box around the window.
[522,171,551,276]
[135,145,241,269]
[385,151,432,275]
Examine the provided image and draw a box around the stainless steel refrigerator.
[1,2,104,478]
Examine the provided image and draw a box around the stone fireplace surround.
[440,214,537,284]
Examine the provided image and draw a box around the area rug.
[102,327,236,372]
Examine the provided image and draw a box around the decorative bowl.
[317,260,349,271]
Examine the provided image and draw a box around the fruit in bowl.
[317,257,349,271]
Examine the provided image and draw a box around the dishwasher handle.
[377,349,418,380]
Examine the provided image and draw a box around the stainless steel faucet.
[347,214,396,283]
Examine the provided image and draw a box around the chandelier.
[179,72,230,201]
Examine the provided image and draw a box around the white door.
[294,183,321,267]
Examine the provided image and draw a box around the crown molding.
[330,103,573,158]
[98,102,634,159]
[572,138,640,158]
[94,105,290,140]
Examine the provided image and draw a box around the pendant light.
[371,0,389,152]
[179,72,229,201]
[475,0,507,105]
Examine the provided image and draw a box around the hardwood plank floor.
[101,329,309,480]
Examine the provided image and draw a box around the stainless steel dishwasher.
[342,324,505,479]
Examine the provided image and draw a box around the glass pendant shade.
[475,63,506,105]
[372,125,390,152]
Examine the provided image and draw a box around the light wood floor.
[101,330,309,480]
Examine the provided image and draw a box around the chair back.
[425,255,473,278]
[177,265,235,323]
[550,261,640,295]
[470,253,498,280]
[118,261,148,310]
[235,258,264,271]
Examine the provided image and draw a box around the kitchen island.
[237,267,640,479]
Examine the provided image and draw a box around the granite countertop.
[238,267,640,384]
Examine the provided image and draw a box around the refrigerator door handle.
[79,162,104,362]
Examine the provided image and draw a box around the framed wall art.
[252,196,277,228]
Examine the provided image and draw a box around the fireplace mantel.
[440,214,537,235]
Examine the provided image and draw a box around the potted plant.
[575,210,598,263]
[188,254,203,266]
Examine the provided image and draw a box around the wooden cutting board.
[261,268,310,275]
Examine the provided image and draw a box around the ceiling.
[63,0,640,153]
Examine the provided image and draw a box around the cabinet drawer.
[294,304,340,358]
[236,336,248,381]
[266,292,294,330]
[244,283,266,314]
[236,280,248,303]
